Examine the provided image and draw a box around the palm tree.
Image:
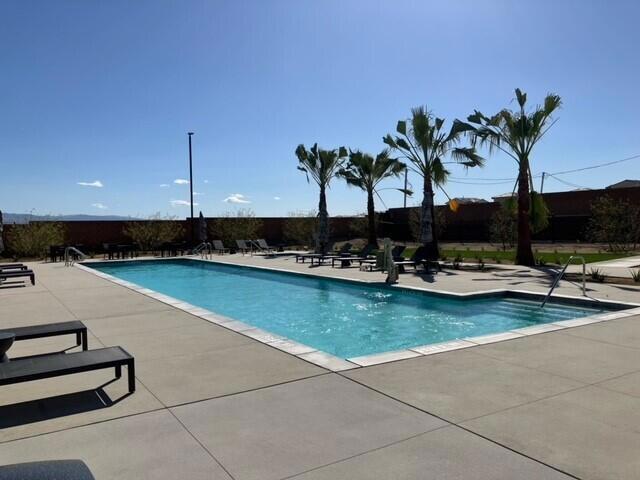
[455,89,561,266]
[338,149,407,248]
[383,106,484,260]
[296,143,347,253]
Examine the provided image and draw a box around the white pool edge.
[75,257,640,372]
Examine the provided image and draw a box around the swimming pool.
[88,259,613,359]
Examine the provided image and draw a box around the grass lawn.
[402,247,633,265]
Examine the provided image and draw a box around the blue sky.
[1,0,639,218]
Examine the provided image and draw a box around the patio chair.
[0,321,89,351]
[0,263,27,271]
[212,240,229,254]
[0,346,136,394]
[309,243,353,266]
[359,245,407,270]
[295,241,335,263]
[331,244,375,268]
[0,460,95,480]
[0,269,35,286]
[394,246,440,272]
[235,239,252,255]
[254,238,275,253]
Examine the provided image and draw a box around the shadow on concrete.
[0,379,131,428]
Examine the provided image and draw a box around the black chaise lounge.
[394,246,438,272]
[0,460,95,480]
[331,244,375,268]
[0,321,88,351]
[0,263,27,271]
[0,346,136,393]
[235,239,251,255]
[295,242,335,263]
[253,239,275,254]
[359,245,407,270]
[0,269,35,285]
[212,240,229,254]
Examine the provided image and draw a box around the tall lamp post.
[188,132,195,244]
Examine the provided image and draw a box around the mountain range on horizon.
[0,212,142,224]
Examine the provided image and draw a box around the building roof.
[606,179,640,189]
[452,197,488,204]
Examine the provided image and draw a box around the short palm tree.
[338,149,406,248]
[296,143,347,253]
[455,89,561,266]
[384,106,484,260]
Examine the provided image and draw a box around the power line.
[545,173,590,190]
[448,152,640,182]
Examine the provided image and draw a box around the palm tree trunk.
[317,184,329,253]
[366,189,378,248]
[516,159,535,266]
[420,174,439,260]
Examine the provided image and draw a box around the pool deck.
[1,256,640,479]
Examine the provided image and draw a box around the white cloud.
[193,192,204,196]
[273,196,281,200]
[159,184,170,187]
[91,203,108,209]
[223,193,251,204]
[77,180,104,188]
[170,199,198,207]
[174,179,190,185]
[203,179,209,184]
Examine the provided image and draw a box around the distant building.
[606,179,640,189]
[491,192,516,203]
[452,197,488,205]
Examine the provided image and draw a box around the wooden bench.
[0,321,88,351]
[0,346,136,393]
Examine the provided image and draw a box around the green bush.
[489,204,516,251]
[123,213,184,251]
[587,195,640,252]
[208,209,263,247]
[282,210,317,247]
[7,222,65,259]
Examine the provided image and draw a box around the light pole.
[188,132,194,243]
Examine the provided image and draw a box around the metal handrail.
[64,246,88,267]
[541,255,586,307]
[193,242,212,259]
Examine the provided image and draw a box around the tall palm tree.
[296,143,347,253]
[455,89,561,266]
[338,149,407,248]
[384,106,484,260]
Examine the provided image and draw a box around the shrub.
[489,204,516,251]
[208,209,263,247]
[282,210,318,247]
[123,214,184,251]
[587,195,640,252]
[589,268,605,283]
[7,222,65,259]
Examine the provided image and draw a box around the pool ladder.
[541,255,586,308]
[64,247,88,267]
[194,242,212,259]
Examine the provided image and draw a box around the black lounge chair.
[0,263,27,271]
[331,244,375,268]
[295,241,336,263]
[0,269,35,286]
[0,460,95,480]
[254,239,275,253]
[394,246,440,272]
[308,243,353,266]
[0,346,136,394]
[235,239,251,255]
[0,321,89,352]
[212,240,229,254]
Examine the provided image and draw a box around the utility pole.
[188,132,194,244]
[403,169,408,208]
[540,171,546,193]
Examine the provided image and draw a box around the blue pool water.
[90,259,606,358]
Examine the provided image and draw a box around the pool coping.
[75,256,640,372]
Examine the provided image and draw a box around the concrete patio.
[0,257,639,479]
